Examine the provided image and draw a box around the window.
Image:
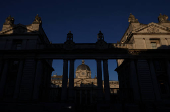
[13,40,22,50]
[151,42,157,49]
[82,72,85,75]
[150,38,160,49]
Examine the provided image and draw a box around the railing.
[40,87,134,103]
[74,87,99,105]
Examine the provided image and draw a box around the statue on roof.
[158,13,170,23]
[67,31,73,41]
[128,13,139,23]
[4,15,14,25]
[32,14,42,24]
[97,31,104,40]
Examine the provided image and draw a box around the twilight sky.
[0,0,170,81]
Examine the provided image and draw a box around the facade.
[51,60,119,93]
[0,14,170,111]
[0,15,54,102]
[116,13,170,102]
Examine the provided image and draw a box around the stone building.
[51,60,119,93]
[115,13,170,102]
[0,15,54,102]
[0,13,170,111]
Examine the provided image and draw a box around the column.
[21,40,27,49]
[61,59,68,101]
[33,60,43,100]
[130,60,140,101]
[0,59,3,77]
[69,59,75,101]
[80,90,82,104]
[96,59,103,101]
[103,59,110,102]
[75,90,77,103]
[90,89,93,103]
[13,60,24,99]
[166,60,170,88]
[85,90,87,104]
[0,60,9,99]
[148,60,161,100]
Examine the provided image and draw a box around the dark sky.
[1,0,170,80]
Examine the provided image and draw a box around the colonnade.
[0,58,170,102]
[61,59,110,102]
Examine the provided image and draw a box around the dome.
[76,60,91,71]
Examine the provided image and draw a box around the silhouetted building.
[0,14,170,112]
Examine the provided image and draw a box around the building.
[115,13,170,103]
[0,14,170,111]
[51,60,119,93]
[0,15,54,102]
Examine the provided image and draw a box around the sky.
[0,0,170,81]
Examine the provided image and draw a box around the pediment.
[134,22,170,33]
[0,24,36,35]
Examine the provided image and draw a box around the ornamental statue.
[97,31,104,40]
[4,15,14,25]
[32,14,42,24]
[158,13,170,23]
[128,13,139,23]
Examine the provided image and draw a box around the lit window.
[150,38,160,49]
[151,42,157,49]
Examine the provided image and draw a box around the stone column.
[33,60,43,100]
[148,60,161,100]
[13,60,24,99]
[130,60,140,101]
[0,60,9,99]
[166,60,170,88]
[80,90,82,104]
[103,59,110,102]
[61,59,68,101]
[69,59,75,101]
[75,90,77,103]
[90,89,93,103]
[96,59,103,101]
[21,40,27,49]
[0,59,3,77]
[85,90,87,104]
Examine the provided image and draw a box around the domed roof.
[76,60,91,71]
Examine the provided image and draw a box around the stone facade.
[51,60,119,93]
[0,14,170,111]
[116,14,170,103]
